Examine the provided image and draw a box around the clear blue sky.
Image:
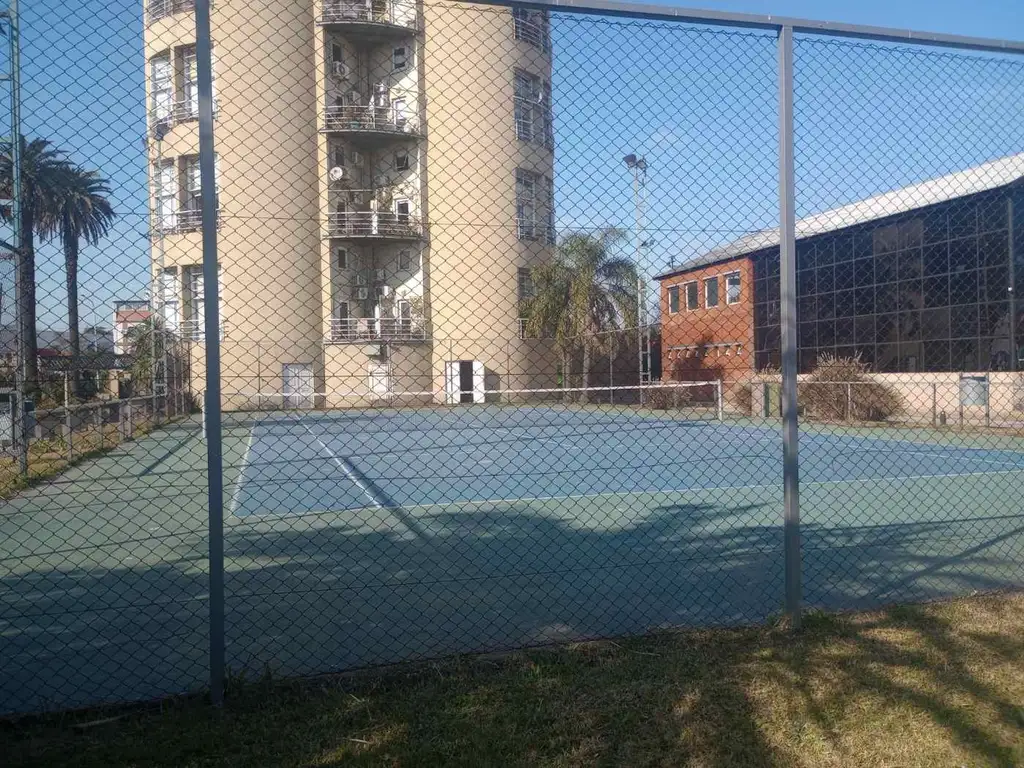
[1,0,1022,330]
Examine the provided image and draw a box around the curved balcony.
[153,208,219,236]
[147,0,195,23]
[321,104,421,142]
[328,316,426,344]
[325,211,423,241]
[317,0,418,38]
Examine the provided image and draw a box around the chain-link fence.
[2,0,1024,716]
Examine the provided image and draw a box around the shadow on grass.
[5,595,1024,767]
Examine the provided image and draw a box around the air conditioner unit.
[331,61,350,79]
[377,285,391,297]
[351,151,364,166]
[355,274,367,286]
[328,166,347,182]
[375,268,386,281]
[356,287,369,300]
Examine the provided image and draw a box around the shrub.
[802,353,902,422]
[646,383,718,410]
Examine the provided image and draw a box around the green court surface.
[1,407,1023,715]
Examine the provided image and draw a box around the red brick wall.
[658,256,755,382]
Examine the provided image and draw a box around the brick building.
[657,153,1024,381]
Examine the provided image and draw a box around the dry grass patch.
[4,594,1024,767]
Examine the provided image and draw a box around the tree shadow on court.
[2,499,1024,764]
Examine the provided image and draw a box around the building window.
[394,150,410,172]
[332,144,346,169]
[184,266,204,335]
[705,276,719,308]
[398,249,411,271]
[183,155,202,213]
[516,169,554,244]
[667,285,680,314]
[159,268,180,332]
[335,247,348,270]
[516,169,536,240]
[684,281,698,310]
[180,45,198,119]
[392,46,408,72]
[180,153,219,226]
[518,267,534,300]
[512,7,550,52]
[150,52,172,125]
[395,198,411,222]
[331,43,343,63]
[726,272,741,304]
[514,69,553,150]
[154,159,177,231]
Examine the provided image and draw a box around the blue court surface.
[229,406,1024,520]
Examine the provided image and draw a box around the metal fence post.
[931,382,937,427]
[845,382,853,422]
[778,24,801,629]
[716,379,724,421]
[197,0,225,708]
[96,404,104,451]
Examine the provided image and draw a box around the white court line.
[227,465,1024,525]
[384,466,1024,514]
[293,417,384,510]
[840,448,1024,468]
[227,420,258,517]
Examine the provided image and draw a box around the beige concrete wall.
[423,2,558,400]
[145,0,325,400]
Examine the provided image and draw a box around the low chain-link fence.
[1,0,1024,716]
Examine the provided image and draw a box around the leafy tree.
[57,167,115,397]
[0,138,75,397]
[522,229,639,404]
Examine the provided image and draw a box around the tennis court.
[3,397,1024,714]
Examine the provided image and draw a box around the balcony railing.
[179,319,226,342]
[150,99,218,133]
[147,0,195,22]
[318,0,416,28]
[329,316,426,343]
[323,104,419,136]
[154,208,219,235]
[326,211,423,239]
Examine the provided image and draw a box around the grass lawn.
[4,593,1024,767]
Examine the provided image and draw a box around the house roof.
[655,151,1024,281]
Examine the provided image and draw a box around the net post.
[716,379,724,421]
[984,376,991,428]
[931,382,937,427]
[846,382,852,422]
[64,404,73,462]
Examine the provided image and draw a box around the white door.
[444,361,459,405]
[368,362,392,399]
[283,363,314,409]
[472,360,486,404]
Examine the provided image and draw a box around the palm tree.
[522,229,639,404]
[57,167,115,397]
[0,138,74,397]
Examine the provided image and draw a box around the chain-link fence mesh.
[1,0,1023,716]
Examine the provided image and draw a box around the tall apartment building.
[143,0,556,407]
